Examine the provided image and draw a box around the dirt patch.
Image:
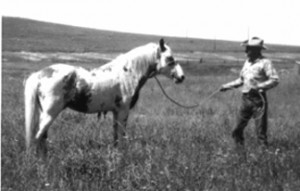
[2,51,120,64]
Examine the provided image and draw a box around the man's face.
[245,46,262,59]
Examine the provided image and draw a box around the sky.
[2,0,300,46]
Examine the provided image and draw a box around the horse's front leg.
[112,109,129,147]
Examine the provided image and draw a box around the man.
[220,37,279,146]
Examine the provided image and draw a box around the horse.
[24,39,185,159]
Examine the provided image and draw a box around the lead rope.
[250,91,266,120]
[154,76,265,120]
[154,76,219,109]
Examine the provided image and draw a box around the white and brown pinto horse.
[24,39,185,158]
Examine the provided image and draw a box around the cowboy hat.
[241,37,267,49]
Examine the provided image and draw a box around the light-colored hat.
[241,37,267,49]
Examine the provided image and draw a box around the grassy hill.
[3,17,300,53]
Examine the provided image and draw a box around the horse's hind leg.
[35,112,56,160]
[35,99,64,160]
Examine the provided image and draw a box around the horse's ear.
[159,38,166,52]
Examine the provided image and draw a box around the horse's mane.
[98,43,158,76]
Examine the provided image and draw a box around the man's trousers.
[232,91,268,146]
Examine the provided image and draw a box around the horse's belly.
[86,94,116,113]
[66,90,115,113]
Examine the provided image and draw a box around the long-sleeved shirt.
[223,57,279,93]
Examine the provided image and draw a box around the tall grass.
[2,61,300,191]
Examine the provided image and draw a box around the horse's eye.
[166,57,175,66]
[168,62,176,66]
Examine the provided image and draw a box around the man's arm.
[221,77,243,90]
[257,60,279,91]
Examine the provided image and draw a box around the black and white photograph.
[1,0,300,190]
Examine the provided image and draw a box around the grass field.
[2,17,300,191]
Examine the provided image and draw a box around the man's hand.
[219,86,231,92]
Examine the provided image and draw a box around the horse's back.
[38,64,79,78]
[32,64,88,100]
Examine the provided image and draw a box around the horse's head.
[156,39,185,83]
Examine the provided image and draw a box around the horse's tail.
[24,72,41,150]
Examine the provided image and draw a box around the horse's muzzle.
[174,75,185,84]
